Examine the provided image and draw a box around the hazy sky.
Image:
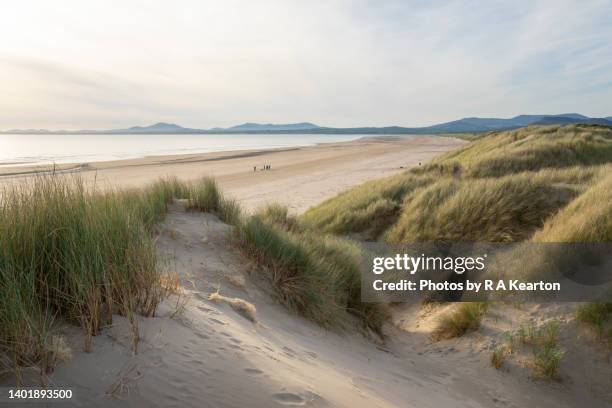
[1,0,611,129]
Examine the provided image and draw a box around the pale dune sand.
[29,207,608,408]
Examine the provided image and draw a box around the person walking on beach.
[254,166,256,172]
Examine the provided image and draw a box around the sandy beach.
[0,135,465,213]
[2,133,611,408]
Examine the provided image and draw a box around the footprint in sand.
[192,332,210,340]
[196,304,216,314]
[209,318,227,326]
[273,392,305,406]
[244,368,264,376]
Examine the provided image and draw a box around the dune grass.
[0,176,179,379]
[0,175,248,380]
[187,177,242,225]
[237,204,388,332]
[502,320,565,379]
[431,302,488,341]
[0,173,391,381]
[437,125,612,178]
[387,175,575,242]
[301,125,612,243]
[532,173,612,242]
[491,345,509,369]
[529,321,564,379]
[301,173,433,239]
[576,302,612,336]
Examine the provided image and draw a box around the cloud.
[0,0,611,129]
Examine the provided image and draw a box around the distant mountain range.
[3,114,612,135]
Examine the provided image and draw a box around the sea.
[0,133,365,166]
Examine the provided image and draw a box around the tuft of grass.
[432,302,489,341]
[218,198,242,226]
[532,340,564,380]
[576,302,612,336]
[256,203,301,232]
[188,177,221,212]
[516,323,537,345]
[491,345,509,369]
[237,208,389,332]
[187,177,242,225]
[508,320,564,379]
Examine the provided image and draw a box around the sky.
[1,0,611,130]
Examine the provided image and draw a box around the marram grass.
[0,175,242,379]
[1,175,387,381]
[301,125,612,242]
[237,204,389,332]
[0,176,176,378]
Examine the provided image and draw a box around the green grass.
[504,320,564,379]
[0,175,247,380]
[386,175,574,242]
[530,321,564,379]
[432,302,489,340]
[237,205,388,332]
[300,125,612,243]
[437,125,612,178]
[188,177,242,225]
[187,177,242,225]
[532,173,612,242]
[301,173,433,239]
[188,177,221,212]
[254,203,301,232]
[0,176,177,378]
[576,302,612,336]
[533,343,564,379]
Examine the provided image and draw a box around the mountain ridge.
[3,115,611,135]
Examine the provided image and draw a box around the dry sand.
[0,135,465,213]
[15,206,606,408]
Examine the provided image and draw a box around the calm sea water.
[0,133,364,166]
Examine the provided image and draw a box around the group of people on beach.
[254,164,272,172]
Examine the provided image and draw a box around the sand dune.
[37,206,609,407]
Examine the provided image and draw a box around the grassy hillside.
[302,125,612,243]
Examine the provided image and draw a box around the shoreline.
[0,133,368,171]
[0,135,466,213]
[0,135,415,176]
